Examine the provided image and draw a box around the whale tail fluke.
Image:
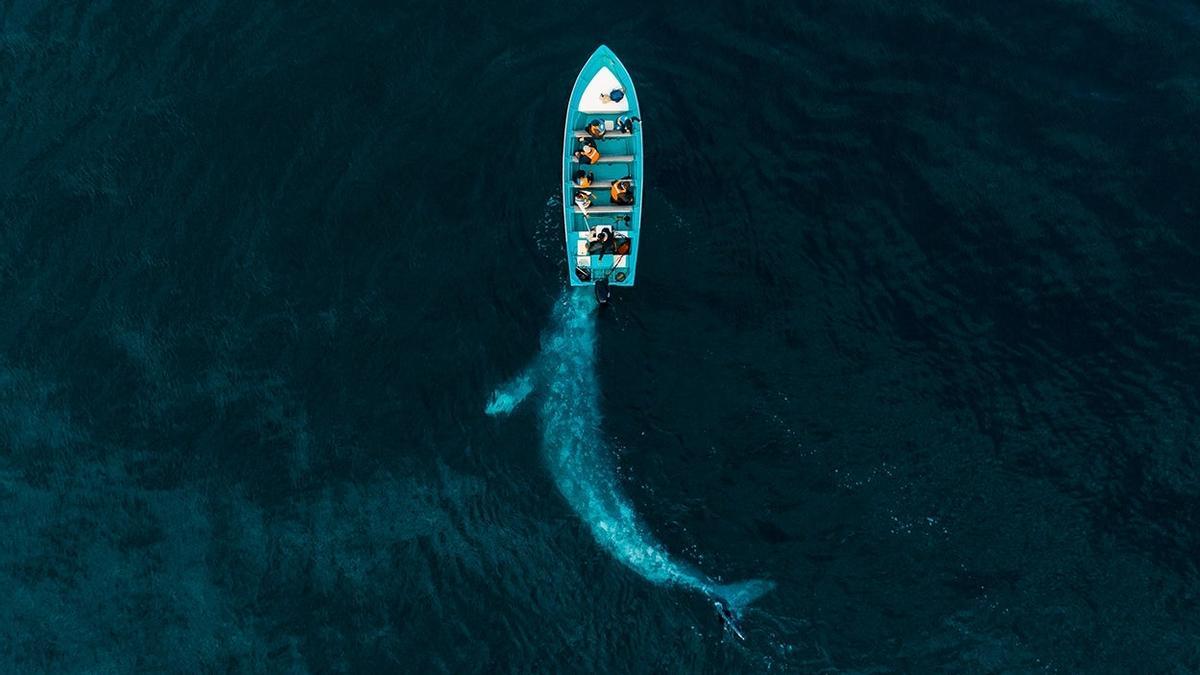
[485,370,535,416]
[714,578,776,614]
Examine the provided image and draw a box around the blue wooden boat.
[563,45,642,292]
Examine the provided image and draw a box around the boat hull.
[562,45,643,288]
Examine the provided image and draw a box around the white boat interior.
[577,67,630,113]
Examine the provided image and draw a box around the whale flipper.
[485,369,536,416]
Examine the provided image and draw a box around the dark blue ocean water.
[3,1,1199,672]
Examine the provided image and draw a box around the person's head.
[573,169,586,181]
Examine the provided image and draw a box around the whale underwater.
[486,287,774,634]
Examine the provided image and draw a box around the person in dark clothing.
[615,115,641,134]
[600,88,625,104]
[572,169,595,187]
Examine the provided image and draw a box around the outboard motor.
[594,278,610,305]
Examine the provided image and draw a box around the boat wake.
[486,287,774,626]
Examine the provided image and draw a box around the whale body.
[487,288,773,617]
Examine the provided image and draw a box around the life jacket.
[577,174,593,187]
[581,144,600,164]
[586,120,605,138]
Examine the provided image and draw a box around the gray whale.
[487,288,773,620]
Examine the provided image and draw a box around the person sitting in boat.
[600,88,625,104]
[585,119,606,139]
[610,177,634,205]
[587,227,614,257]
[574,138,601,165]
[574,189,594,215]
[572,169,594,187]
[615,115,640,134]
